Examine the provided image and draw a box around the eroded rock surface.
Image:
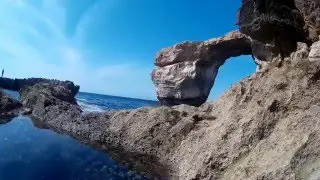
[238,0,320,60]
[309,39,320,61]
[0,89,22,121]
[20,82,80,107]
[13,1,320,178]
[19,83,82,119]
[152,0,320,107]
[238,0,307,59]
[20,47,320,179]
[151,31,252,106]
[295,0,320,42]
[0,77,80,96]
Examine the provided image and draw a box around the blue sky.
[0,0,256,100]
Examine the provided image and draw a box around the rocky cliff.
[152,0,320,106]
[294,0,320,42]
[238,0,320,63]
[1,0,320,179]
[18,46,320,179]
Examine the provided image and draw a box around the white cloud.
[0,0,156,100]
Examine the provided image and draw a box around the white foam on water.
[76,99,105,113]
[76,97,89,102]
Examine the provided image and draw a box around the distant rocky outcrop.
[151,31,252,106]
[0,89,22,121]
[0,78,80,124]
[20,83,82,119]
[0,77,80,96]
[0,90,21,113]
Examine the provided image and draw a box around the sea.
[0,90,158,180]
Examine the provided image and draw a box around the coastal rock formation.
[151,31,252,106]
[309,40,320,61]
[238,0,307,59]
[20,83,82,118]
[0,90,21,113]
[0,77,80,96]
[11,1,320,178]
[152,0,320,107]
[20,45,320,179]
[0,89,22,121]
[238,0,320,60]
[295,0,320,42]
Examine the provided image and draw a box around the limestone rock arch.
[151,31,253,106]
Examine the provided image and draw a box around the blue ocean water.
[0,90,158,180]
[76,92,158,113]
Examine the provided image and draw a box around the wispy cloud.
[0,0,156,99]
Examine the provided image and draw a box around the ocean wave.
[77,100,105,113]
[76,97,90,102]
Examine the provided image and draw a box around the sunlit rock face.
[309,39,320,61]
[151,31,252,106]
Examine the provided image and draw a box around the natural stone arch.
[151,31,253,106]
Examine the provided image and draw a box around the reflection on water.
[0,116,147,180]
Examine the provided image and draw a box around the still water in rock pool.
[0,90,157,180]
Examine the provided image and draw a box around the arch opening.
[208,55,257,100]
